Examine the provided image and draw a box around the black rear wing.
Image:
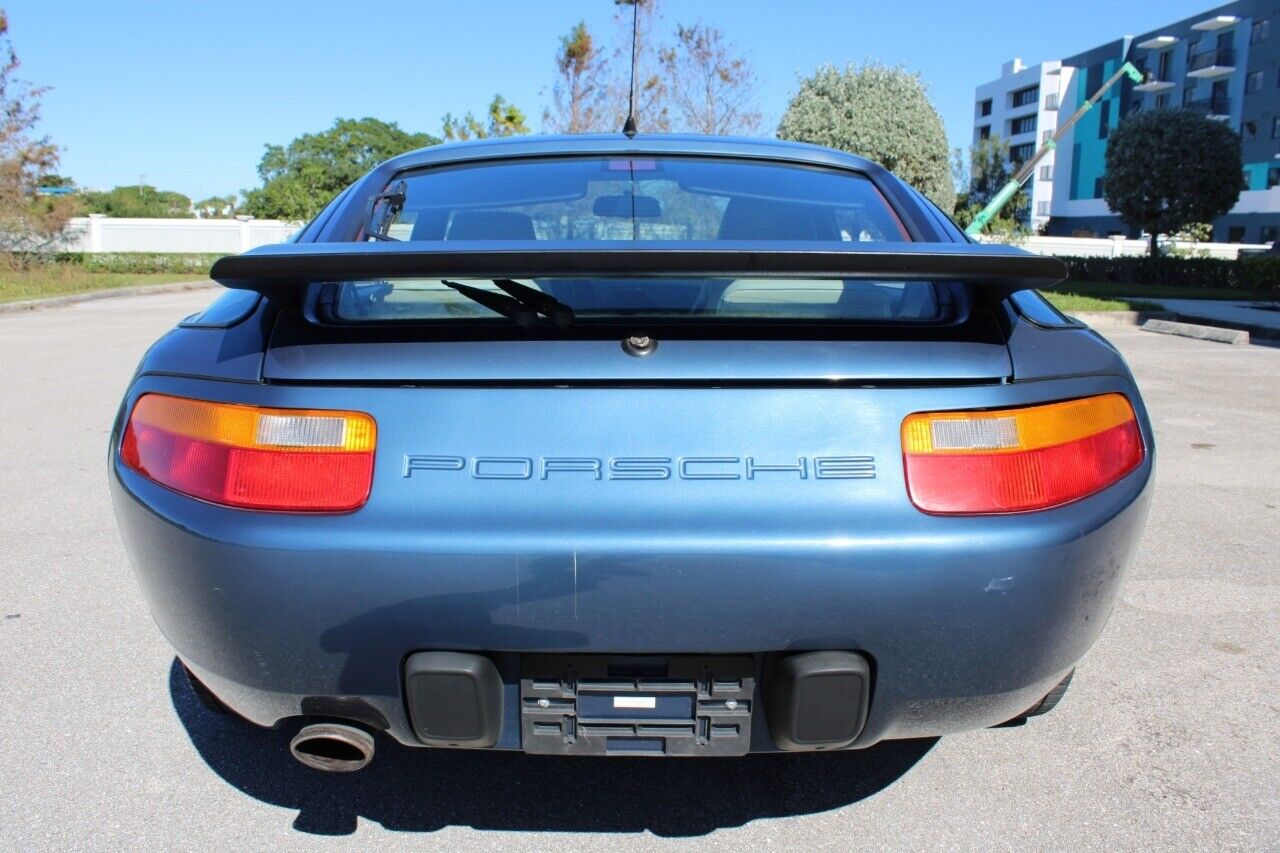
[210,240,1066,304]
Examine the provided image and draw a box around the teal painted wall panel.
[1243,162,1270,191]
[1070,58,1122,200]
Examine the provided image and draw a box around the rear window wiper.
[493,278,574,327]
[441,279,574,328]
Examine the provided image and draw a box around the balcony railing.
[1187,48,1236,73]
[1184,95,1231,116]
[1133,75,1175,92]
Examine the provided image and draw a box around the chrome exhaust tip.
[289,723,375,772]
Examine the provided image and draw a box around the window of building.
[1242,120,1257,141]
[1010,114,1037,135]
[1044,93,1059,110]
[1086,63,1103,93]
[1252,19,1270,43]
[1272,117,1280,139]
[1268,167,1280,188]
[1011,85,1039,108]
[1246,70,1264,93]
[1227,225,1246,243]
[1098,100,1111,138]
[1094,176,1106,198]
[978,98,992,117]
[977,125,991,140]
[1155,93,1170,108]
[1010,142,1035,162]
[1040,165,1053,181]
[1157,50,1172,81]
[1183,85,1197,106]
[1036,201,1051,216]
[1261,225,1279,243]
[1042,129,1053,144]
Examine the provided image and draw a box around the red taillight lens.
[902,394,1144,515]
[120,394,375,512]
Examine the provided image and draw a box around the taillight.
[120,394,375,512]
[901,393,1143,515]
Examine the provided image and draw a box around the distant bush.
[48,252,219,275]
[1062,255,1280,294]
[1238,256,1280,294]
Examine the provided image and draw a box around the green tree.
[36,173,74,189]
[442,95,530,141]
[241,117,438,221]
[544,22,610,133]
[951,137,1028,234]
[658,23,760,135]
[194,194,239,219]
[80,185,193,218]
[1104,107,1244,256]
[0,10,77,253]
[778,62,954,212]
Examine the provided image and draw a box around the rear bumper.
[111,445,1152,751]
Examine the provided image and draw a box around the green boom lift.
[964,61,1146,236]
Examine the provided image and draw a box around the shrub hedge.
[1062,254,1280,294]
[49,252,221,275]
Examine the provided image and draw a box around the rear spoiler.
[210,240,1067,304]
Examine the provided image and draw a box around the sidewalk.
[1134,298,1280,340]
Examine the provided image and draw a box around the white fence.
[987,234,1270,260]
[59,216,299,254]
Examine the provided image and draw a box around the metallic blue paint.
[109,135,1154,754]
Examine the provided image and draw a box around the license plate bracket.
[520,654,755,756]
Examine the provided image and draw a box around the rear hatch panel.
[263,310,1013,383]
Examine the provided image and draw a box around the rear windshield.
[335,156,938,325]
[331,277,942,323]
[369,156,910,243]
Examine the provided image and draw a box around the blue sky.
[9,0,1213,201]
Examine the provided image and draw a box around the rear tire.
[183,665,233,716]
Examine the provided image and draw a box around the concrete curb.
[1161,311,1279,343]
[1140,318,1251,345]
[1070,310,1175,327]
[0,279,215,315]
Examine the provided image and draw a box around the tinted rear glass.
[331,277,942,323]
[371,156,910,243]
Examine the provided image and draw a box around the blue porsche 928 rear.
[110,135,1152,768]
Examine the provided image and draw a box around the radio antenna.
[621,0,639,137]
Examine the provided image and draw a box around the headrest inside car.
[446,210,537,240]
[717,198,837,241]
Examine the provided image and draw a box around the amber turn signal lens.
[901,394,1143,514]
[120,394,375,512]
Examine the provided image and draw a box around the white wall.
[980,233,1269,259]
[59,216,299,253]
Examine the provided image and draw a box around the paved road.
[1,291,1277,850]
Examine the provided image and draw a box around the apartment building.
[972,2,1280,243]
[972,59,1067,231]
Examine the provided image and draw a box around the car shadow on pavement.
[169,659,936,837]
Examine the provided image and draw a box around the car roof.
[378,133,893,180]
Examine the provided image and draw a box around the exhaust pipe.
[289,723,375,772]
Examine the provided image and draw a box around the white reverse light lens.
[255,414,347,448]
[929,416,1020,450]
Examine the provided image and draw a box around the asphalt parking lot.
[1,289,1277,850]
